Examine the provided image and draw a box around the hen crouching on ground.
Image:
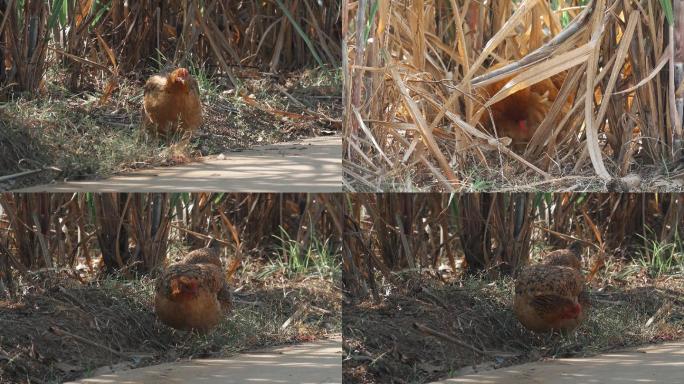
[154,240,232,333]
[513,242,588,333]
[143,67,202,138]
[477,66,571,153]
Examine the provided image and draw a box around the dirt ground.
[0,266,341,384]
[344,147,684,193]
[342,273,684,384]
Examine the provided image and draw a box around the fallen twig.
[48,326,130,359]
[0,167,61,183]
[413,322,486,355]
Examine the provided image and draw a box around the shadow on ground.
[16,136,342,193]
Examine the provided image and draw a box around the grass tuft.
[261,226,341,280]
[635,233,684,278]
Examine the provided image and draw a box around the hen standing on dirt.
[513,242,588,333]
[143,67,202,137]
[155,239,232,333]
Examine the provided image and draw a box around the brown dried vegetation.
[344,0,682,191]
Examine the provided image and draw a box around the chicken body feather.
[542,241,583,270]
[478,66,570,152]
[514,242,588,333]
[143,68,202,137]
[182,241,223,268]
[155,243,231,333]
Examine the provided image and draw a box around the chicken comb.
[171,67,189,79]
[178,275,198,286]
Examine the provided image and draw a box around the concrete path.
[67,337,341,384]
[18,136,341,192]
[432,341,684,384]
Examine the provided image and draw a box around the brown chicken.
[143,67,202,137]
[154,240,231,333]
[478,67,570,151]
[513,243,587,333]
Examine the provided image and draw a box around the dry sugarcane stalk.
[471,0,597,87]
[675,0,684,155]
[344,0,678,190]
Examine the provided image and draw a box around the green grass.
[2,72,163,180]
[260,226,341,280]
[635,233,684,278]
[190,64,234,104]
[296,65,343,89]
